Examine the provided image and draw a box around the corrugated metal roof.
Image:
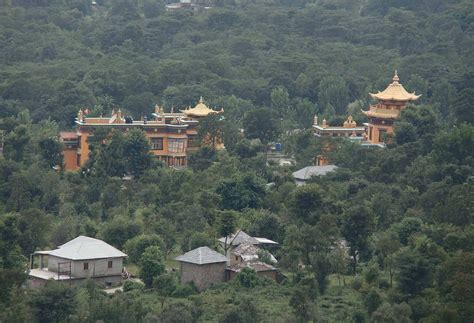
[254,237,278,244]
[46,236,127,260]
[292,165,338,180]
[175,246,228,265]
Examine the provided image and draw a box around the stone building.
[175,246,228,291]
[29,236,127,287]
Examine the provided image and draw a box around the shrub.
[123,280,144,292]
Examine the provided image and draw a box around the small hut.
[175,247,228,291]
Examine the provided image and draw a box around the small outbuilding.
[175,246,228,291]
[292,165,338,186]
[226,262,279,281]
[218,230,278,257]
[29,236,127,287]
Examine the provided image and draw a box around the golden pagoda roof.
[369,71,421,101]
[181,97,222,117]
[362,108,400,119]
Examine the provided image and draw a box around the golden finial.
[393,70,399,83]
[155,104,160,114]
[322,118,328,128]
[77,109,83,121]
[314,115,318,125]
[199,96,204,104]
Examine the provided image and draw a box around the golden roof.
[343,115,357,128]
[362,108,400,119]
[370,71,421,101]
[181,97,222,117]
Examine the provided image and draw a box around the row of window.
[84,261,113,270]
[150,138,186,153]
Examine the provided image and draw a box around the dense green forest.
[0,0,473,322]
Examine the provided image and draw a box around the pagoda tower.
[362,71,420,144]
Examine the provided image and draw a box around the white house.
[29,236,127,287]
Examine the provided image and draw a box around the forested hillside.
[0,0,473,322]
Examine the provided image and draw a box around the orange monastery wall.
[61,97,222,171]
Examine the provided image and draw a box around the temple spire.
[392,70,399,83]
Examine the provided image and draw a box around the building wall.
[75,126,190,168]
[179,261,226,291]
[63,148,79,171]
[47,255,71,275]
[366,124,394,144]
[47,256,123,279]
[71,258,123,278]
[78,132,90,167]
[230,254,242,266]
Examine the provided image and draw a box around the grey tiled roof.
[292,165,338,180]
[218,230,260,246]
[175,247,228,265]
[38,236,127,260]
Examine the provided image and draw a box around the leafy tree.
[452,88,474,124]
[39,137,63,169]
[371,302,412,323]
[156,302,195,323]
[30,282,77,323]
[216,174,266,211]
[365,288,383,314]
[341,204,376,274]
[236,267,260,288]
[218,211,236,255]
[197,113,224,149]
[90,130,127,178]
[290,287,313,322]
[154,273,178,308]
[372,230,401,286]
[221,298,259,323]
[139,246,165,288]
[271,87,290,117]
[290,184,324,225]
[124,234,164,264]
[189,147,217,172]
[242,108,281,144]
[100,217,143,249]
[123,129,154,178]
[395,247,433,297]
[318,76,349,115]
[110,0,140,20]
[394,217,423,245]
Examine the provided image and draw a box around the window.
[84,262,89,270]
[108,261,113,268]
[168,139,186,153]
[150,138,163,150]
